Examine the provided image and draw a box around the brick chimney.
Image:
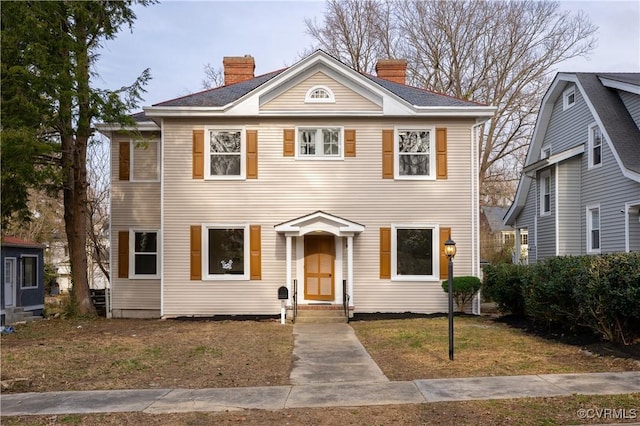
[375,59,407,85]
[223,55,255,85]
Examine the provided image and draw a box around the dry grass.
[1,317,292,393]
[351,316,640,380]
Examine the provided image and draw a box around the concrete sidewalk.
[2,323,640,416]
[2,372,639,415]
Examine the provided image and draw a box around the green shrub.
[442,276,482,312]
[522,255,585,328]
[570,253,640,345]
[482,263,528,317]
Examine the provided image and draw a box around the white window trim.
[20,255,38,289]
[204,127,246,180]
[295,126,344,160]
[305,85,335,103]
[539,170,551,216]
[391,224,440,281]
[129,230,160,279]
[587,122,603,169]
[586,204,601,254]
[202,224,250,281]
[394,126,437,180]
[563,87,576,110]
[130,139,160,182]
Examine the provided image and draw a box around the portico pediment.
[274,211,365,237]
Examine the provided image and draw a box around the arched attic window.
[305,85,335,103]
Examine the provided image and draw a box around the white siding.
[110,134,161,317]
[162,117,476,316]
[261,72,381,113]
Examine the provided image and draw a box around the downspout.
[107,131,113,319]
[160,118,165,318]
[471,119,485,315]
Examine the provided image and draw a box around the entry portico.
[275,211,364,315]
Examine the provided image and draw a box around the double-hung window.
[204,225,249,280]
[588,123,602,168]
[540,171,551,215]
[392,225,438,280]
[297,127,342,158]
[587,205,601,253]
[130,231,159,278]
[21,256,38,289]
[396,128,436,179]
[206,128,245,179]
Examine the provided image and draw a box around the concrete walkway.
[1,322,639,416]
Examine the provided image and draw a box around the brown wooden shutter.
[190,225,202,280]
[436,128,447,180]
[193,130,204,179]
[439,227,452,279]
[249,225,261,280]
[283,129,295,157]
[344,129,356,157]
[380,227,391,279]
[119,142,130,181]
[382,130,394,179]
[118,231,129,278]
[246,130,258,179]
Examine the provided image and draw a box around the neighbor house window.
[205,128,245,179]
[540,145,551,160]
[563,87,576,110]
[396,128,436,179]
[305,85,335,103]
[297,127,342,158]
[588,123,602,168]
[131,140,160,181]
[205,225,249,280]
[540,170,551,215]
[392,225,438,280]
[21,256,38,289]
[130,231,159,278]
[587,205,601,253]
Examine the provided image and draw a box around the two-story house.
[505,73,640,263]
[99,50,495,319]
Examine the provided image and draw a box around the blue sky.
[95,0,640,107]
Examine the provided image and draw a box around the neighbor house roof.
[481,207,511,233]
[1,236,44,249]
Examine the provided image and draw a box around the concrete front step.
[4,308,42,325]
[295,306,347,324]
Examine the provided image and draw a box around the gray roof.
[153,70,284,107]
[577,73,640,174]
[146,62,483,109]
[481,206,511,233]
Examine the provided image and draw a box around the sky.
[95,0,640,108]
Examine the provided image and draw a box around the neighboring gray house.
[505,73,640,263]
[481,206,528,263]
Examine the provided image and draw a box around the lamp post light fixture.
[444,238,457,361]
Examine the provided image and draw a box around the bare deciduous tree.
[86,141,111,281]
[305,0,597,204]
[202,63,224,89]
[305,0,398,72]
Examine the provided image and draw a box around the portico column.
[286,235,292,306]
[347,235,354,309]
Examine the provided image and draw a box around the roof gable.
[505,72,640,225]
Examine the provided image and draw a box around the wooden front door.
[304,235,335,301]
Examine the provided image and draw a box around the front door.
[3,258,16,307]
[304,235,335,301]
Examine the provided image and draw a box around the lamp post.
[444,238,457,361]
